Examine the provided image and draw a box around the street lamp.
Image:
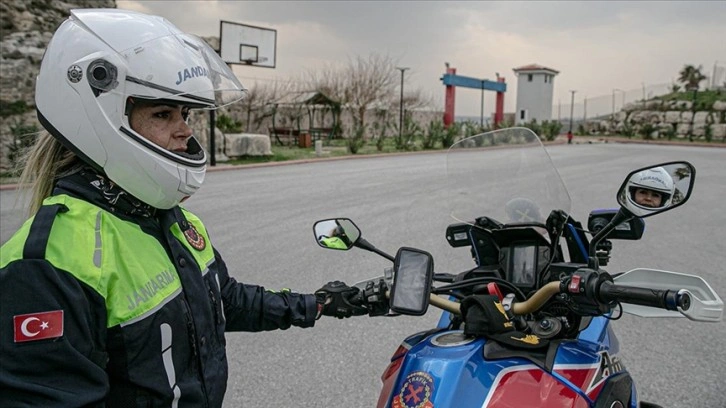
[396,67,409,139]
[569,90,576,133]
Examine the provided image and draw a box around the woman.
[0,9,363,407]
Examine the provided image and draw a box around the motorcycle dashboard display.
[507,243,538,287]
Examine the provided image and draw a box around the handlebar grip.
[349,290,365,306]
[598,281,685,311]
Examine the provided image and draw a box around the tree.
[678,64,707,97]
[305,53,423,134]
[232,81,293,133]
[678,64,708,140]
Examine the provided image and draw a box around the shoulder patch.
[183,224,206,251]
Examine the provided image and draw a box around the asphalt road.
[1,143,724,407]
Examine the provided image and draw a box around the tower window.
[528,74,533,82]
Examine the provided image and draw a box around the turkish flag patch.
[13,310,64,343]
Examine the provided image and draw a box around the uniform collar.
[54,167,156,218]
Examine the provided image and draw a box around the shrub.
[395,115,420,150]
[522,119,542,138]
[422,120,444,149]
[639,123,656,140]
[441,122,460,148]
[371,121,388,152]
[541,120,563,141]
[704,123,713,142]
[7,119,39,174]
[216,114,242,133]
[664,125,677,141]
[0,100,29,117]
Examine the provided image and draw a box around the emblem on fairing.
[392,371,435,408]
[67,65,83,83]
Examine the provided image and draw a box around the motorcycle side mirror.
[389,247,434,316]
[313,218,361,250]
[616,161,695,218]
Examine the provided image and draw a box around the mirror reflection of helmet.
[626,167,674,209]
[35,9,246,209]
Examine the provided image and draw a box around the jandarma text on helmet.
[176,66,209,85]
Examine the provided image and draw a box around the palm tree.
[678,65,707,141]
[678,64,707,100]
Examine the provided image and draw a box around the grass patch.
[224,138,422,166]
[656,89,726,108]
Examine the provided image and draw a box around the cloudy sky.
[116,1,725,117]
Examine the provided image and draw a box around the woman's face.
[634,188,663,208]
[129,102,192,152]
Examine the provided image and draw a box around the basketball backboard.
[219,20,277,68]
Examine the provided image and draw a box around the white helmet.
[626,167,674,210]
[35,9,246,209]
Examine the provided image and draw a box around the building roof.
[512,64,560,75]
[274,91,340,107]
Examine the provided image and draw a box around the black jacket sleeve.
[212,248,318,332]
[0,259,109,407]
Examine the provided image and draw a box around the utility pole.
[396,67,409,139]
[480,81,485,128]
[568,90,576,133]
[712,60,718,89]
[611,88,621,121]
[583,97,587,128]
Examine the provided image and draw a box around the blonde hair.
[16,131,81,216]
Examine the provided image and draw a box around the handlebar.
[597,281,690,311]
[426,281,561,316]
[352,269,693,318]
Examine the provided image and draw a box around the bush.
[0,100,30,117]
[423,120,444,149]
[371,121,388,152]
[576,124,586,136]
[639,123,656,140]
[216,114,242,133]
[541,120,562,141]
[522,119,542,137]
[395,115,420,150]
[663,125,677,141]
[441,122,460,148]
[704,123,713,142]
[7,119,39,173]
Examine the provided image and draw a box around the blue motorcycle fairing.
[384,321,629,407]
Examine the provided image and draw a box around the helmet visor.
[96,33,246,109]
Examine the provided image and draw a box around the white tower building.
[513,64,559,124]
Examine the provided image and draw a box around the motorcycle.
[312,128,723,408]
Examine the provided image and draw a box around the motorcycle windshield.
[446,127,571,227]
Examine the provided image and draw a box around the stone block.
[693,111,711,125]
[680,111,694,123]
[665,111,681,123]
[226,133,272,157]
[713,101,726,111]
[676,123,691,136]
[711,124,726,139]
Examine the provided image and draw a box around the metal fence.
[552,63,725,126]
